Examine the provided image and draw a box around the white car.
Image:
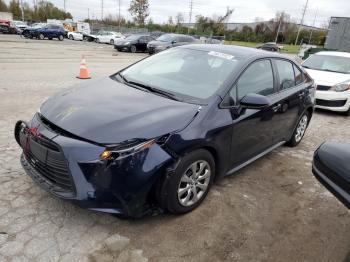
[302,51,350,115]
[67,31,84,41]
[96,31,124,45]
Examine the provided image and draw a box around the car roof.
[179,44,288,59]
[315,51,350,58]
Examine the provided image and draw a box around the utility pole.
[295,0,309,45]
[308,8,318,44]
[63,0,66,12]
[101,0,104,21]
[118,0,121,32]
[88,8,90,20]
[187,0,193,34]
[274,14,283,43]
[20,0,24,21]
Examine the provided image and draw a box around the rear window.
[275,60,296,90]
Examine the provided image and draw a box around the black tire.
[342,107,350,116]
[69,34,74,40]
[110,39,114,45]
[286,112,310,147]
[158,149,215,214]
[58,35,64,41]
[130,45,137,53]
[39,33,44,40]
[83,36,88,41]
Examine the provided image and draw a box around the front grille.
[317,85,331,91]
[21,131,75,194]
[316,99,347,107]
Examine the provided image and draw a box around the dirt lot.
[0,34,349,262]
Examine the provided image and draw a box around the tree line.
[0,0,72,21]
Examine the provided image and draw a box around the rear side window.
[275,60,295,90]
[293,65,304,85]
[237,59,274,100]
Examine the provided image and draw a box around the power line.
[295,0,309,45]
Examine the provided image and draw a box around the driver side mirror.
[171,40,177,44]
[240,93,271,109]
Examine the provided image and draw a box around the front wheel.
[58,35,64,41]
[110,39,114,45]
[157,149,215,214]
[286,112,310,147]
[130,45,137,53]
[38,33,44,40]
[69,34,74,40]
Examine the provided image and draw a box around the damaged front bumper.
[15,114,177,217]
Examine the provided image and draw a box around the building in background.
[325,17,350,52]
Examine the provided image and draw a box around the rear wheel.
[130,45,137,53]
[286,112,310,147]
[38,33,44,40]
[58,35,64,41]
[158,149,215,214]
[69,34,74,40]
[96,38,100,43]
[110,39,114,45]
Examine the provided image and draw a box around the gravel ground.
[0,34,349,262]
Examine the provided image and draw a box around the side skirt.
[226,141,286,176]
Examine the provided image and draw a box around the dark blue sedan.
[15,45,315,217]
[22,24,65,40]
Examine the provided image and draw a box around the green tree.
[0,0,8,12]
[128,0,149,26]
[9,0,21,20]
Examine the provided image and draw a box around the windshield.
[303,54,350,74]
[157,34,175,42]
[117,48,241,104]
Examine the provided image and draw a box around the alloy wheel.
[295,115,308,142]
[177,160,211,207]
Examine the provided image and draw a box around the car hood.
[304,68,350,86]
[116,39,134,45]
[40,77,200,144]
[148,40,171,47]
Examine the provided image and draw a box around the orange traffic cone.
[76,55,91,79]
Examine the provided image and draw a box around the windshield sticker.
[208,51,235,60]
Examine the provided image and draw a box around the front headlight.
[330,80,350,92]
[100,139,156,160]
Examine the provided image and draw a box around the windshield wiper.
[127,80,181,101]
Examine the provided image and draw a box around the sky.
[7,0,350,26]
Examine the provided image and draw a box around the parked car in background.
[67,31,84,41]
[147,33,197,54]
[0,23,19,34]
[22,24,65,40]
[96,31,124,44]
[257,42,280,52]
[11,20,28,30]
[15,45,314,217]
[312,142,350,208]
[302,51,350,115]
[114,34,154,53]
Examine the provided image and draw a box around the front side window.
[119,48,242,104]
[237,60,274,100]
[275,60,296,90]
